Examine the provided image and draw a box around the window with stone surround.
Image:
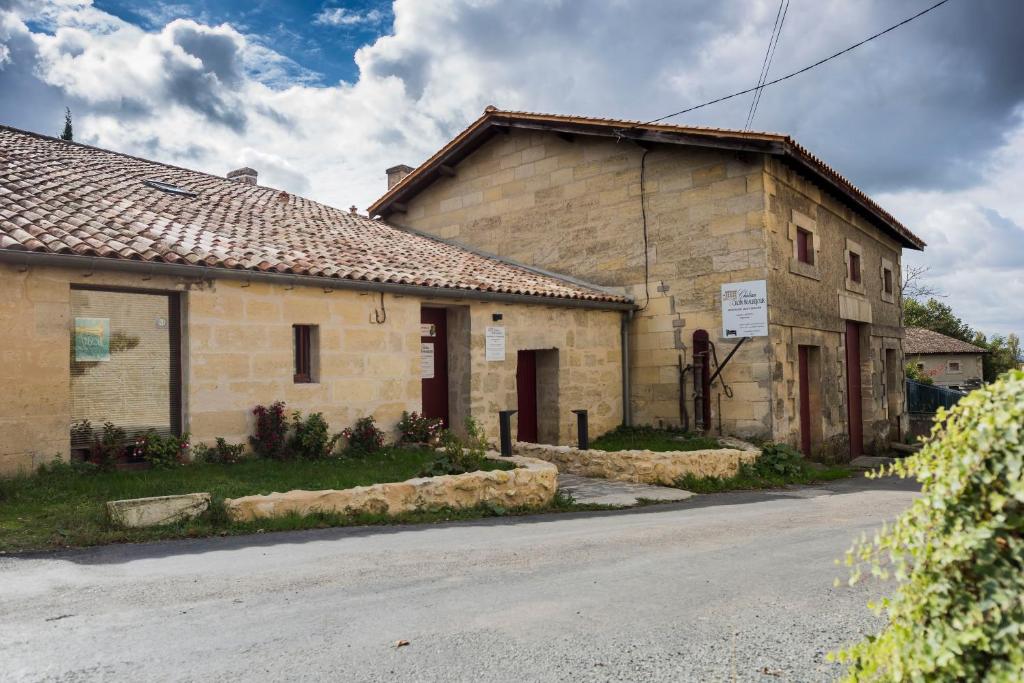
[849,253,861,282]
[788,210,820,280]
[293,324,319,383]
[880,257,896,303]
[948,360,962,373]
[844,239,866,294]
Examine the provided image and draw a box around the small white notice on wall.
[420,323,436,338]
[421,343,435,379]
[721,279,769,338]
[485,326,506,361]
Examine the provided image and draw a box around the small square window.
[293,324,318,383]
[883,268,893,294]
[796,228,814,265]
[849,252,862,283]
[948,361,961,373]
[917,363,925,371]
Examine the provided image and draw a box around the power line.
[746,0,790,130]
[646,0,953,126]
[744,0,789,130]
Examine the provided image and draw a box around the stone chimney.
[386,164,414,190]
[226,167,258,185]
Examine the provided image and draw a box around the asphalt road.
[1,475,917,682]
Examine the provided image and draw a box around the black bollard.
[571,409,589,450]
[498,410,518,457]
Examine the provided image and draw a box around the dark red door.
[845,321,863,458]
[420,308,449,427]
[516,350,538,442]
[798,345,812,456]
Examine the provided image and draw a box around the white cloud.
[0,0,1022,335]
[314,7,384,27]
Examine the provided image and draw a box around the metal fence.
[906,379,965,414]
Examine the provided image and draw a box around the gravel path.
[0,476,917,682]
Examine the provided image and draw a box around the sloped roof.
[369,107,925,250]
[904,327,987,355]
[0,125,629,306]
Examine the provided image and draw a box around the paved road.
[1,476,917,682]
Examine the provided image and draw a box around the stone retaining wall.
[513,440,759,487]
[225,454,556,522]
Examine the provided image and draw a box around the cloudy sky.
[1,0,1022,336]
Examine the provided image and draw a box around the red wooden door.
[845,321,863,458]
[798,345,812,456]
[516,350,538,442]
[420,308,449,427]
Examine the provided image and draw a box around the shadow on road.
[9,474,919,566]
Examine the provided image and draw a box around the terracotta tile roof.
[0,125,628,305]
[369,107,925,250]
[904,327,987,355]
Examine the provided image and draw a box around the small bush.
[78,421,127,471]
[251,401,289,459]
[288,412,342,459]
[835,370,1024,681]
[420,418,488,476]
[342,416,386,455]
[132,430,190,469]
[193,438,246,465]
[397,411,444,445]
[750,442,805,478]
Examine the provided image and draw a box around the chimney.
[386,164,414,190]
[226,167,258,185]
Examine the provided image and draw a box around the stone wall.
[513,441,759,486]
[763,158,909,458]
[225,454,557,521]
[0,264,622,475]
[391,129,772,438]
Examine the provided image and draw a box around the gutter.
[0,250,636,312]
[621,309,633,427]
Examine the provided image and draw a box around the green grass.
[675,464,852,493]
[590,425,723,452]
[0,447,522,553]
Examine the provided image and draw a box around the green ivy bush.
[834,370,1024,681]
[132,430,190,469]
[421,418,488,476]
[288,412,342,459]
[751,443,805,478]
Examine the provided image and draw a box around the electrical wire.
[646,0,953,125]
[746,0,790,130]
[744,0,788,130]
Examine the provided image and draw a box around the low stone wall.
[225,454,557,522]
[107,493,211,528]
[513,440,759,487]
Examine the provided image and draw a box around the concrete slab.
[558,474,694,507]
[107,493,211,528]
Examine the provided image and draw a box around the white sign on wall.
[420,343,435,379]
[485,326,506,361]
[420,323,436,338]
[721,279,768,338]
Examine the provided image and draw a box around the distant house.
[904,327,986,391]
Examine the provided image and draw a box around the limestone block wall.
[225,454,557,521]
[391,129,772,437]
[763,159,908,458]
[513,441,758,486]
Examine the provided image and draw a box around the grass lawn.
[590,425,723,452]
[676,463,852,493]
[0,447,531,553]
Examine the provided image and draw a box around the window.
[796,228,814,265]
[948,360,961,373]
[293,324,317,383]
[917,363,925,371]
[849,252,862,283]
[883,267,893,294]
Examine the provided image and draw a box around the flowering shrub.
[74,420,126,471]
[397,411,444,445]
[342,416,385,455]
[132,430,190,469]
[834,370,1024,680]
[288,411,342,459]
[251,401,289,459]
[193,438,246,464]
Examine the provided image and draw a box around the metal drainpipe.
[621,310,633,427]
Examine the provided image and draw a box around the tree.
[60,107,73,141]
[900,263,943,301]
[903,298,975,343]
[835,371,1024,680]
[977,332,1023,383]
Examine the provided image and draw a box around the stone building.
[0,125,630,475]
[904,327,985,391]
[370,108,927,460]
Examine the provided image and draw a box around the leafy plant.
[193,438,246,465]
[420,418,489,476]
[78,421,127,471]
[288,412,342,459]
[833,370,1024,681]
[251,401,289,459]
[132,430,190,469]
[750,442,805,478]
[905,361,934,385]
[397,411,444,446]
[341,416,386,455]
